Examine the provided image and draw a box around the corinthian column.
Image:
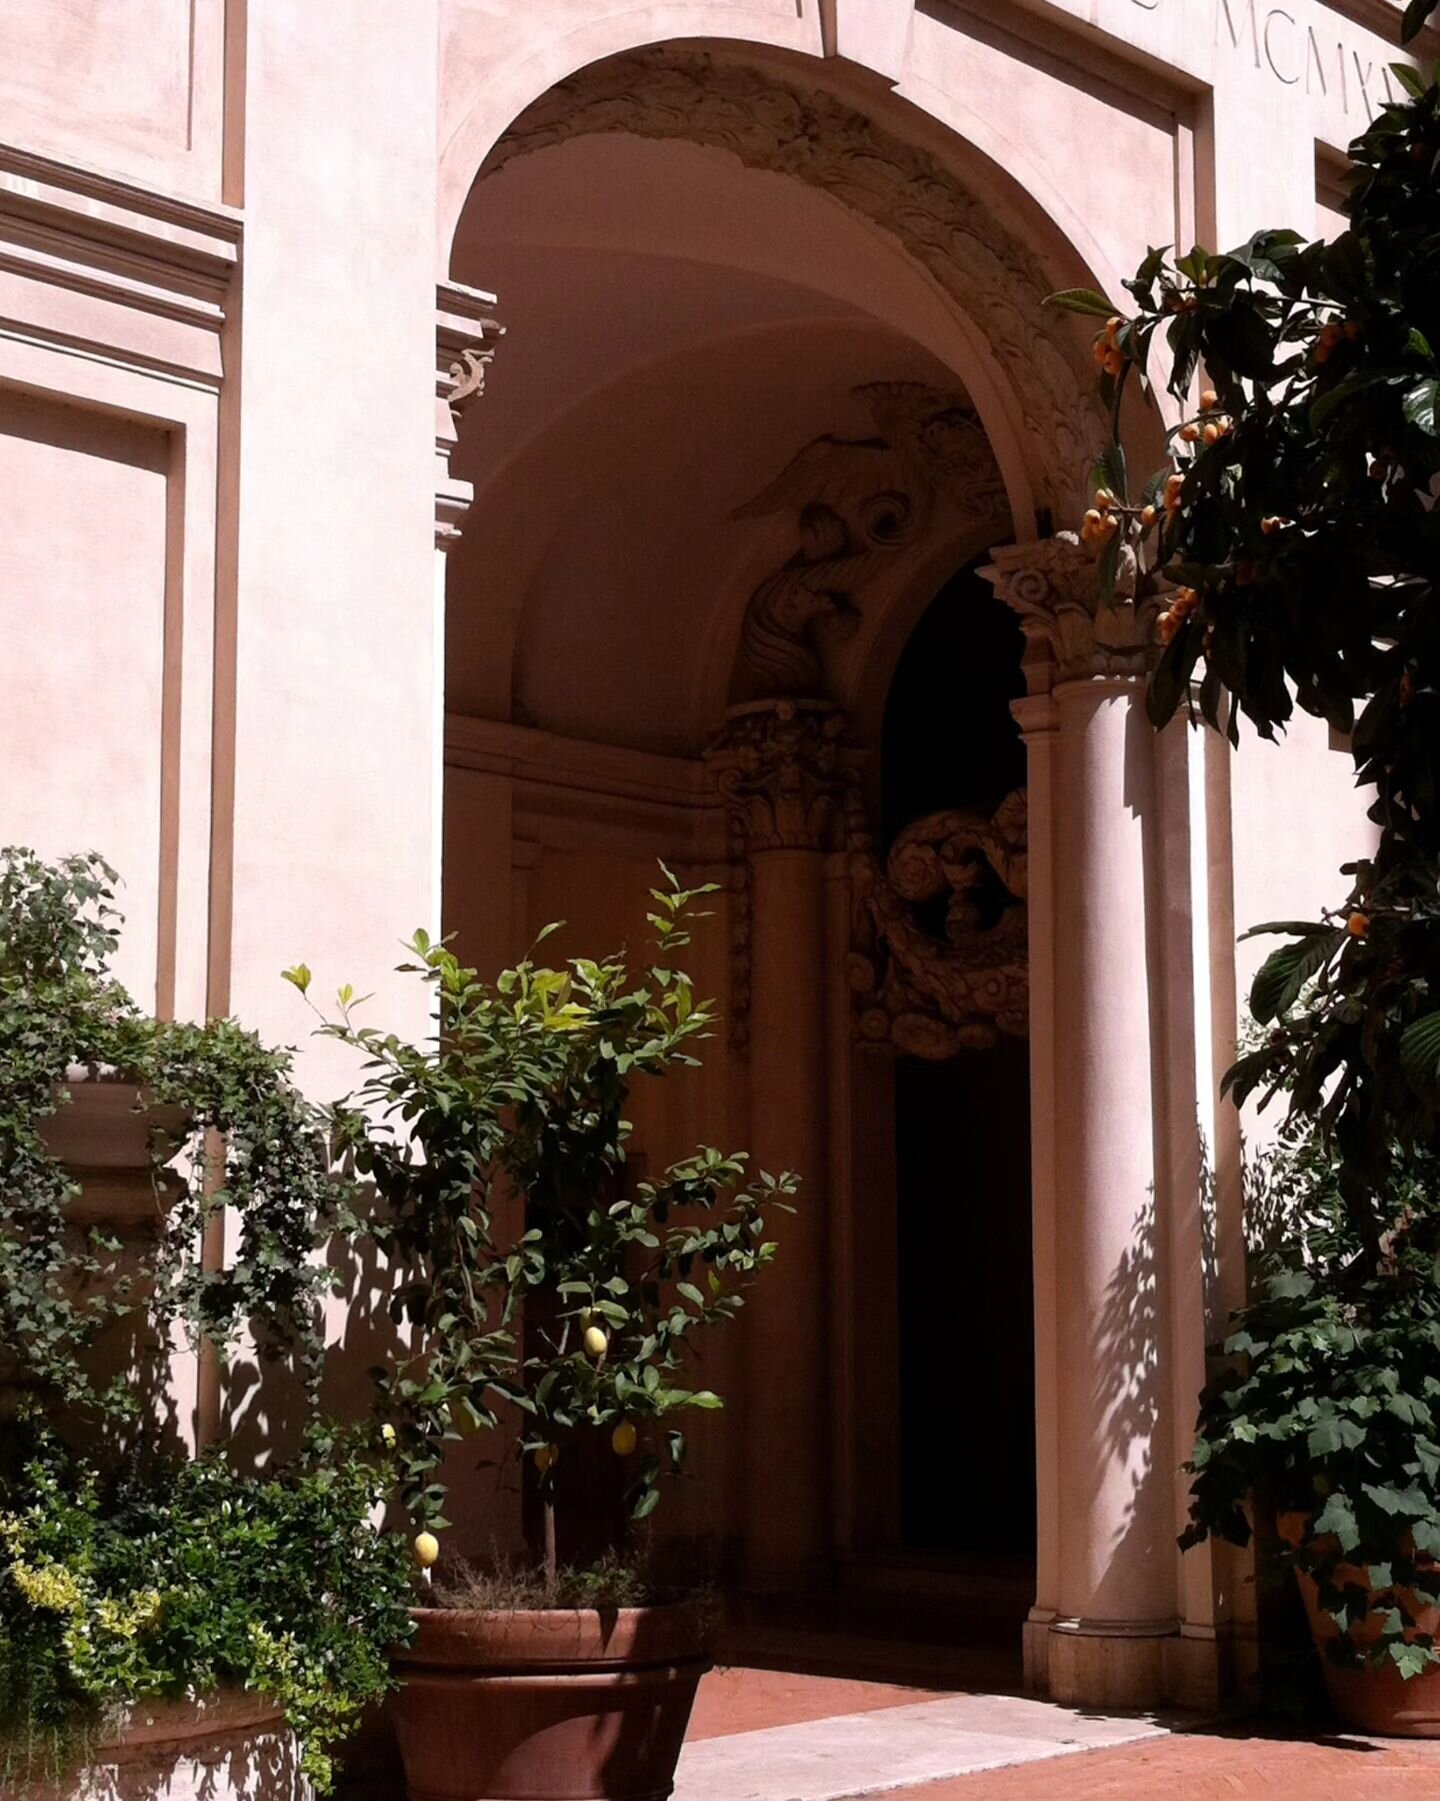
[983,538,1177,1708]
[706,700,861,1591]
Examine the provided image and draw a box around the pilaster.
[706,699,862,1590]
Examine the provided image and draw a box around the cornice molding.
[435,280,504,548]
[444,712,715,810]
[0,143,240,385]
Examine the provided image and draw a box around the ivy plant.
[0,849,414,1791]
[0,848,344,1419]
[287,868,797,1583]
[1047,22,1440,1257]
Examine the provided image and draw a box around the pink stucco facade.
[1,0,1421,1712]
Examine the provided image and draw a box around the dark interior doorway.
[882,561,1035,1557]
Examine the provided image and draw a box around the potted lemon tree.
[288,869,796,1801]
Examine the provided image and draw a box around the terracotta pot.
[27,1690,305,1800]
[37,1069,189,1227]
[1293,1564,1440,1736]
[391,1603,713,1801]
[1279,1511,1440,1736]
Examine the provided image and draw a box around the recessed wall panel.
[0,389,170,1009]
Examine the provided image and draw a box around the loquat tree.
[1049,5,1440,1265]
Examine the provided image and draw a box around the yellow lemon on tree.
[583,1325,609,1359]
[413,1531,440,1569]
[611,1421,637,1457]
[380,1423,396,1448]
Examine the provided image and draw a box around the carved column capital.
[704,700,865,853]
[434,281,505,551]
[981,535,1161,695]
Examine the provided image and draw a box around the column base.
[1030,1617,1242,1711]
[1044,1617,1179,1711]
[1023,1609,1056,1693]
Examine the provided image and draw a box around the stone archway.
[436,31,1224,1715]
[476,46,1107,529]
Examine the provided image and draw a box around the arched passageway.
[433,36,1229,1713]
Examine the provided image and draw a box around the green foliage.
[292,867,798,1568]
[0,848,344,1417]
[0,1422,412,1795]
[1183,1127,1440,1678]
[1050,51,1440,1245]
[0,849,407,1783]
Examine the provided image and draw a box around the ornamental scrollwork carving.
[982,534,1163,692]
[482,49,1104,518]
[731,383,1007,702]
[850,791,1028,1058]
[705,700,866,854]
[440,322,506,411]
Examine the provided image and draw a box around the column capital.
[435,281,505,551]
[982,534,1161,695]
[704,699,865,854]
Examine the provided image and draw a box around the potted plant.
[0,848,345,1420]
[0,1420,411,1799]
[287,868,797,1801]
[0,849,416,1794]
[1181,1120,1440,1734]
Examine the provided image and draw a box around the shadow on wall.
[1091,1191,1164,1614]
[221,1192,412,1476]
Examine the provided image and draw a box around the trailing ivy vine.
[0,848,343,1418]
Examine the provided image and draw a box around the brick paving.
[907,1726,1440,1799]
[680,1665,1440,1800]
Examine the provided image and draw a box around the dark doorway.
[882,561,1035,1557]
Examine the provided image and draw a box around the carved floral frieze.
[705,700,865,855]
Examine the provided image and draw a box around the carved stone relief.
[434,283,506,549]
[850,791,1029,1058]
[482,48,1106,518]
[704,700,867,1050]
[982,533,1162,693]
[731,382,1007,703]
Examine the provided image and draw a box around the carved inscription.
[1132,0,1408,119]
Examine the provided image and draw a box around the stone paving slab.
[671,1691,1171,1801]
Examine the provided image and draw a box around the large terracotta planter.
[1294,1564,1440,1736]
[28,1691,305,1801]
[1278,1511,1440,1735]
[38,1069,189,1227]
[391,1603,713,1801]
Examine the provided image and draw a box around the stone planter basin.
[26,1690,306,1800]
[37,1069,189,1228]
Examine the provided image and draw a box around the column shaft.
[743,848,831,1588]
[1048,673,1175,1705]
